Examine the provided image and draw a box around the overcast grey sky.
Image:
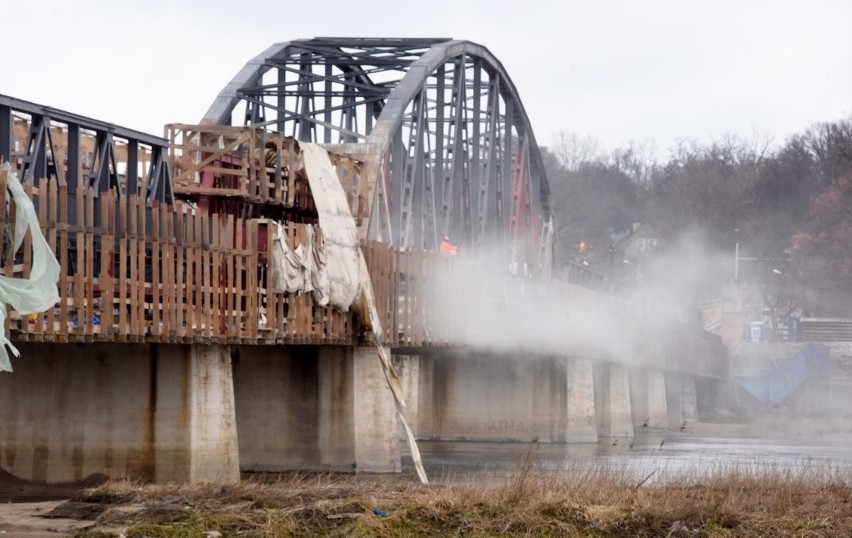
[3,0,850,155]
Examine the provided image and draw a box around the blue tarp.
[735,343,831,404]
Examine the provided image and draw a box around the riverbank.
[7,445,851,537]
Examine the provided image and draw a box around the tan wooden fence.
[0,168,460,348]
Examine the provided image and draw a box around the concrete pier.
[665,373,699,427]
[0,343,239,484]
[648,370,670,428]
[565,357,597,442]
[155,344,240,483]
[628,368,669,429]
[233,345,400,474]
[352,347,400,472]
[595,363,634,438]
[0,340,721,484]
[417,352,570,442]
[682,377,699,422]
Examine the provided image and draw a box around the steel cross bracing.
[203,38,553,276]
[0,95,173,208]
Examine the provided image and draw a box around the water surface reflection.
[411,434,852,483]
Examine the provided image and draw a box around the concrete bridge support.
[0,343,239,484]
[665,373,699,428]
[416,352,575,442]
[415,352,599,443]
[628,369,669,429]
[565,358,597,442]
[155,344,240,483]
[232,345,400,474]
[594,363,634,438]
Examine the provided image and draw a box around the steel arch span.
[203,37,553,276]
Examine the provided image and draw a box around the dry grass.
[74,446,852,537]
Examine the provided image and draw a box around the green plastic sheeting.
[0,164,61,372]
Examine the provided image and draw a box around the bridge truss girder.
[0,95,173,207]
[203,38,552,275]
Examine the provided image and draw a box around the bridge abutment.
[232,345,400,474]
[0,342,239,484]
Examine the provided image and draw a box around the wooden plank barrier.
[0,168,474,348]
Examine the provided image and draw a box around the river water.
[410,433,852,483]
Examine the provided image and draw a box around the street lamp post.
[734,242,739,282]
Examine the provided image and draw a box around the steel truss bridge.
[0,38,728,488]
[204,37,553,276]
[1,38,552,278]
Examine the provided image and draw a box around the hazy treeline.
[543,117,852,317]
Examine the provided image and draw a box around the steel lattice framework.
[204,37,552,275]
[0,95,173,206]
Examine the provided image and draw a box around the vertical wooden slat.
[212,214,222,338]
[247,220,257,338]
[201,212,211,339]
[234,217,243,339]
[84,187,95,337]
[248,130,258,202]
[167,204,176,339]
[99,189,115,336]
[128,194,139,336]
[165,202,175,338]
[270,222,283,340]
[46,179,58,336]
[225,214,235,338]
[286,139,296,207]
[58,184,69,334]
[194,211,203,338]
[175,203,185,338]
[72,186,84,336]
[135,193,146,338]
[151,203,161,337]
[118,192,128,338]
[184,205,195,336]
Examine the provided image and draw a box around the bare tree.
[551,132,602,171]
[611,138,658,188]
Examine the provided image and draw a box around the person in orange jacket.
[439,234,458,256]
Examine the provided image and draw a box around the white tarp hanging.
[299,144,363,312]
[297,144,429,484]
[0,164,61,372]
[269,223,330,306]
